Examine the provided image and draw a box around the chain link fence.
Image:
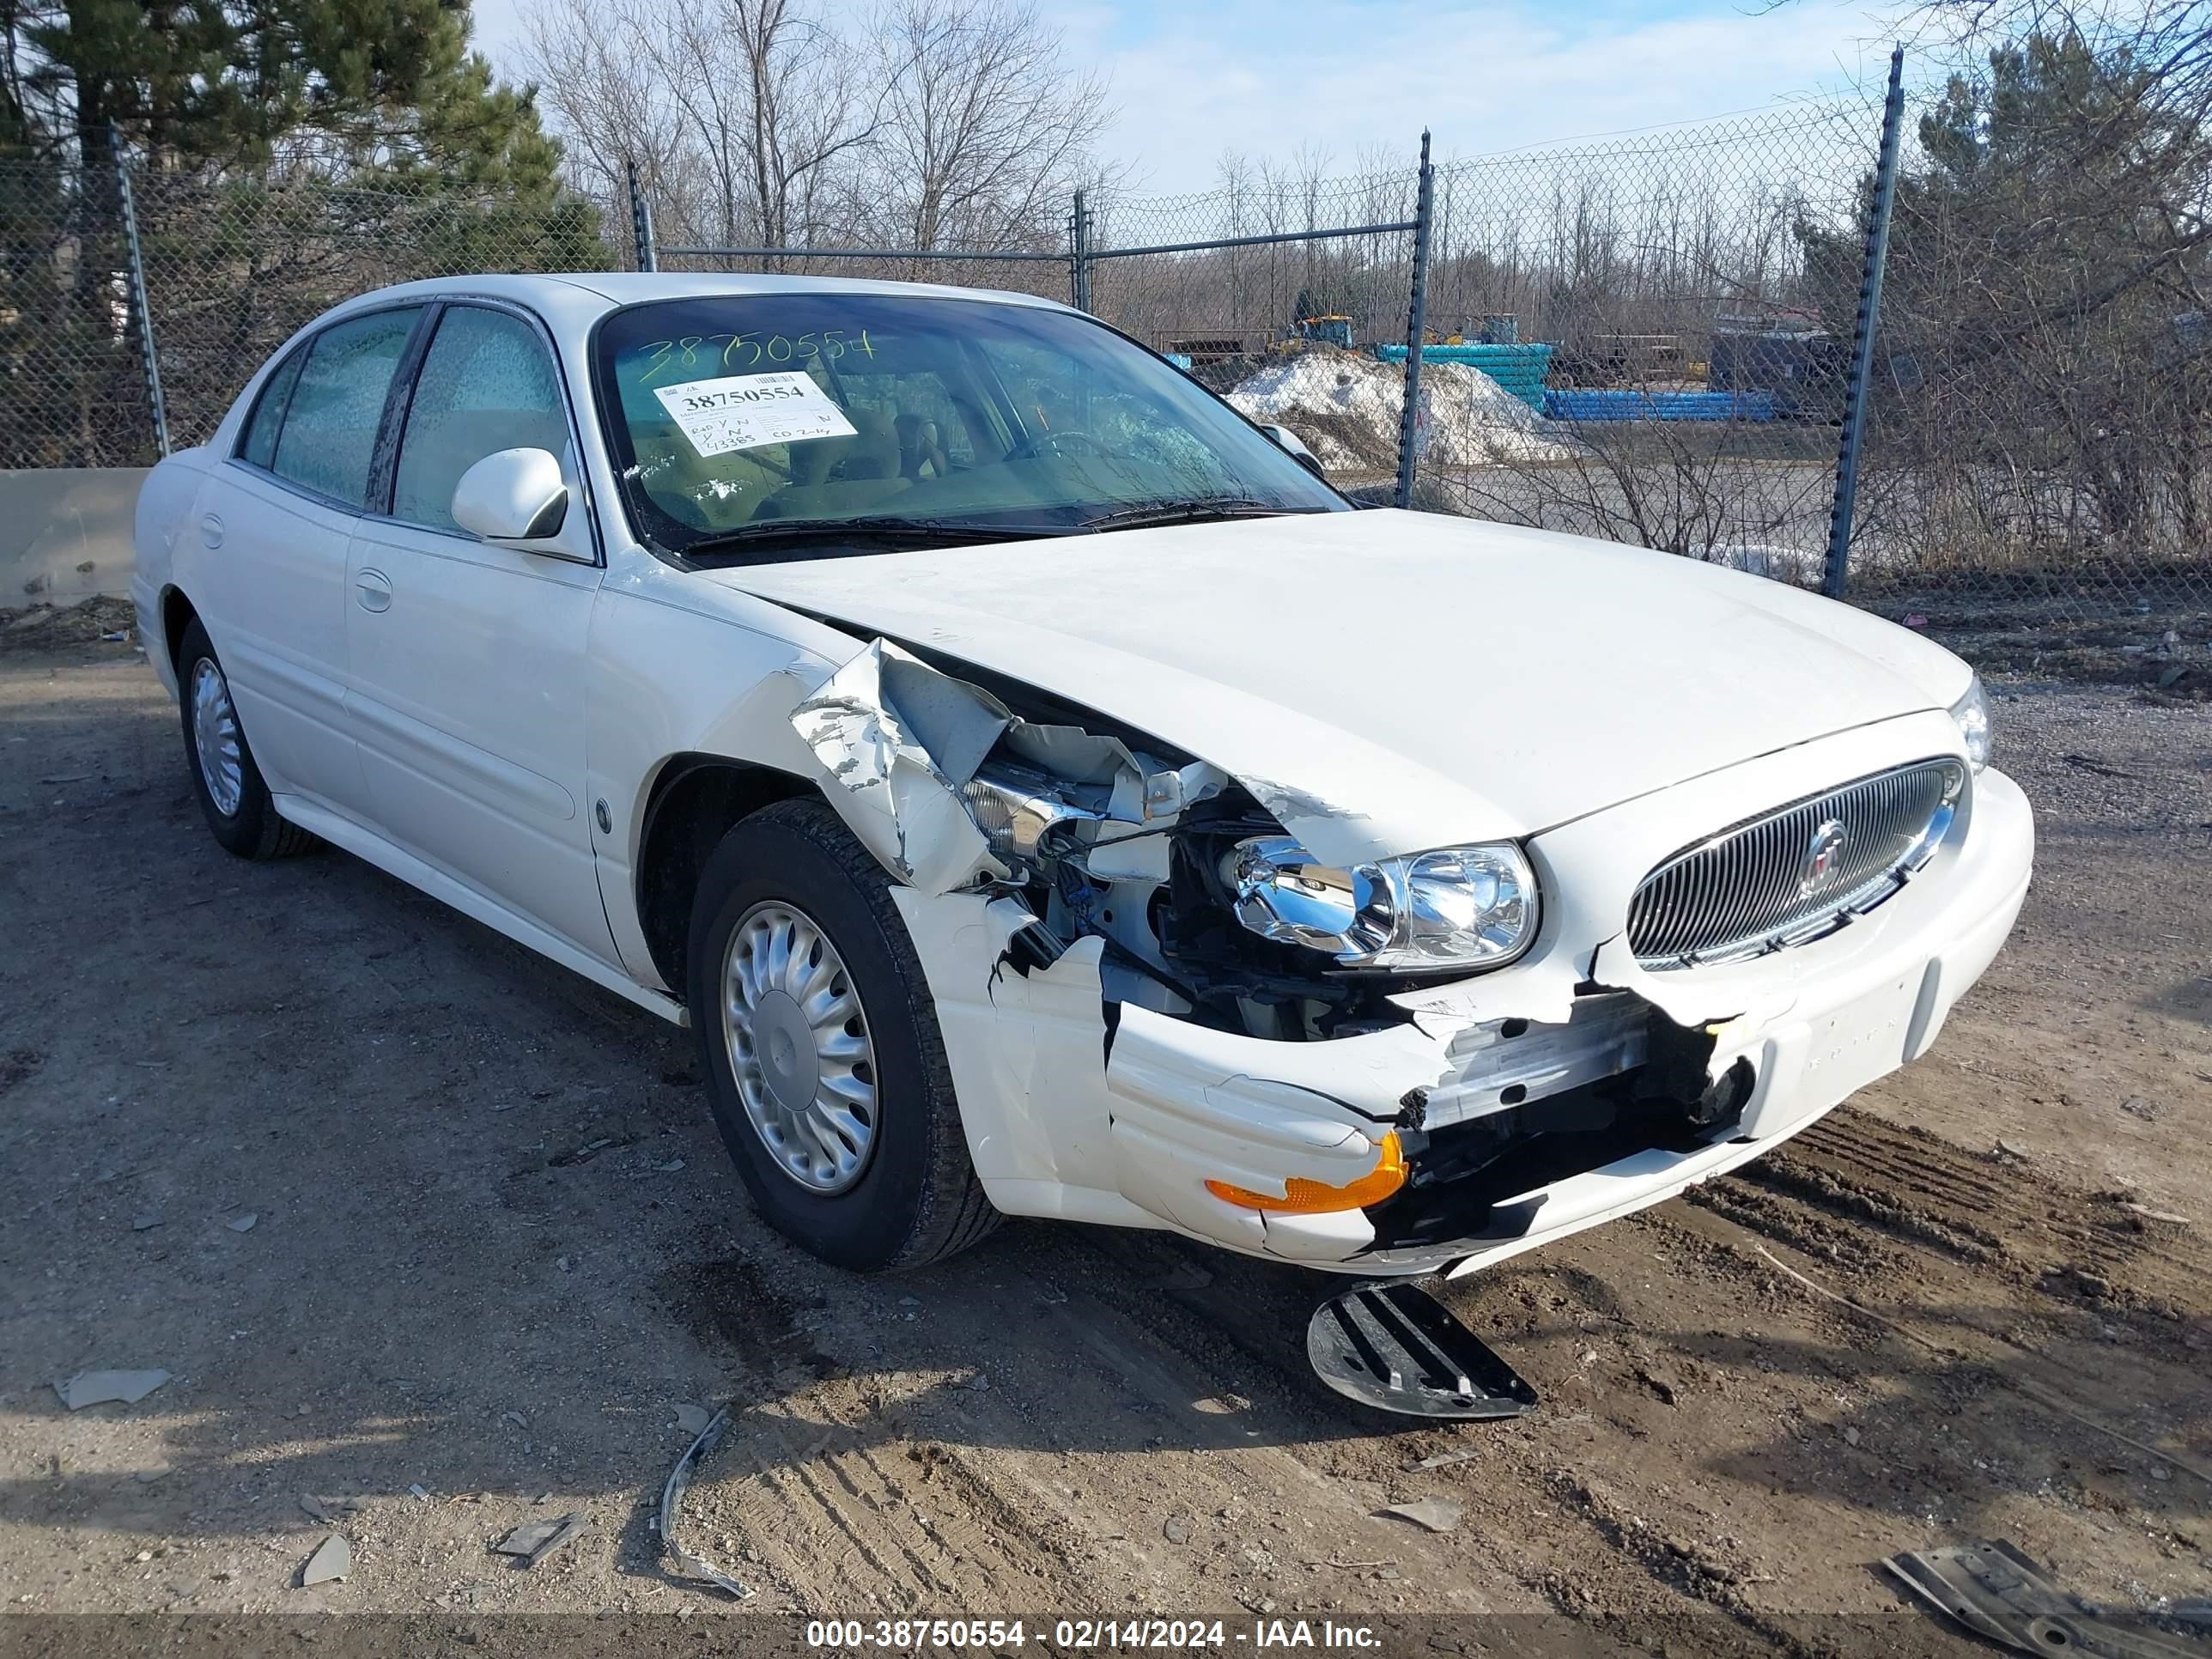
[3,142,621,468]
[6,93,2206,687]
[0,149,153,468]
[135,168,617,451]
[1844,89,2212,678]
[1415,102,1879,583]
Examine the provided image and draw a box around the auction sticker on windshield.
[652,371,857,457]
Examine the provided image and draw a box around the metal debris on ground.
[1408,1447,1483,1472]
[300,1534,352,1587]
[492,1512,589,1566]
[408,1484,430,1500]
[225,1212,258,1232]
[658,1406,753,1601]
[1380,1498,1463,1534]
[54,1369,171,1409]
[1885,1540,2200,1658]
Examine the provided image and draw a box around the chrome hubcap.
[721,901,878,1194]
[190,657,244,817]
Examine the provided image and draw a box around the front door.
[342,301,616,963]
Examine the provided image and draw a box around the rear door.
[196,306,423,813]
[342,300,616,961]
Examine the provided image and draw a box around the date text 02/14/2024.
[803,1620,1384,1650]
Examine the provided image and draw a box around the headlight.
[1224,837,1538,971]
[1948,675,1993,772]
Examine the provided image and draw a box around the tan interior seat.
[757,409,908,520]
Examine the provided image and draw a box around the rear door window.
[269,307,421,507]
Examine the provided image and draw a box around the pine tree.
[15,0,562,196]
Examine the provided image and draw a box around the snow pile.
[1226,347,1583,470]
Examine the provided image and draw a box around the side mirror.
[453,447,569,544]
[1261,423,1327,479]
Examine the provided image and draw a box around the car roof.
[337,270,1080,322]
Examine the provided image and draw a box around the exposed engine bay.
[790,635,1759,1259]
[793,635,1546,1043]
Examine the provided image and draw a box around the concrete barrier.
[1,467,149,605]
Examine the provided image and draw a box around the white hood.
[706,510,1972,866]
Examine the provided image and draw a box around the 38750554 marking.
[805,1620,1035,1650]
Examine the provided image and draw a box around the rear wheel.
[686,799,999,1272]
[175,618,317,860]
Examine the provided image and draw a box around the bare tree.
[517,0,692,222]
[520,0,881,254]
[865,0,1115,252]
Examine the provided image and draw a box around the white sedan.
[131,273,2033,1290]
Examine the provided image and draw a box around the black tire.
[175,618,319,860]
[686,798,1000,1272]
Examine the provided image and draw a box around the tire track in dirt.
[1722,1108,2212,1334]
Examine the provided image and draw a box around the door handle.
[198,514,223,549]
[355,568,393,613]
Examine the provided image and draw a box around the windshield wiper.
[1075,497,1316,532]
[678,516,1072,562]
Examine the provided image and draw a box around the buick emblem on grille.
[1800,818,1850,896]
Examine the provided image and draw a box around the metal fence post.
[110,125,170,459]
[1822,46,1906,599]
[627,162,659,273]
[1080,196,1097,311]
[1067,189,1082,310]
[1393,131,1435,510]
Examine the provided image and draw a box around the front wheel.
[686,799,1000,1271]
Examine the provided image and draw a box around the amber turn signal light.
[1205,1133,1408,1214]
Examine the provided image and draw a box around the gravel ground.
[0,629,2205,1654]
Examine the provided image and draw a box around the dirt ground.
[1,629,2207,1653]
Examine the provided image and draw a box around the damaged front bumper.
[890,719,2034,1279]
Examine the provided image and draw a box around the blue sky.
[465,0,1904,194]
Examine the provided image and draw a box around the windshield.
[591,292,1346,556]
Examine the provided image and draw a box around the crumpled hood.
[705,509,1972,866]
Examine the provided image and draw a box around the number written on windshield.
[635,329,877,383]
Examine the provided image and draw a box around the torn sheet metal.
[659,1407,754,1601]
[790,639,1008,895]
[1886,1540,2200,1659]
[793,638,1225,895]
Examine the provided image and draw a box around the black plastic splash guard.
[1307,1280,1539,1419]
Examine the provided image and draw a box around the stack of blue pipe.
[1371,343,1554,411]
[1540,389,1778,423]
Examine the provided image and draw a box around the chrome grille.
[1627,759,1965,969]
